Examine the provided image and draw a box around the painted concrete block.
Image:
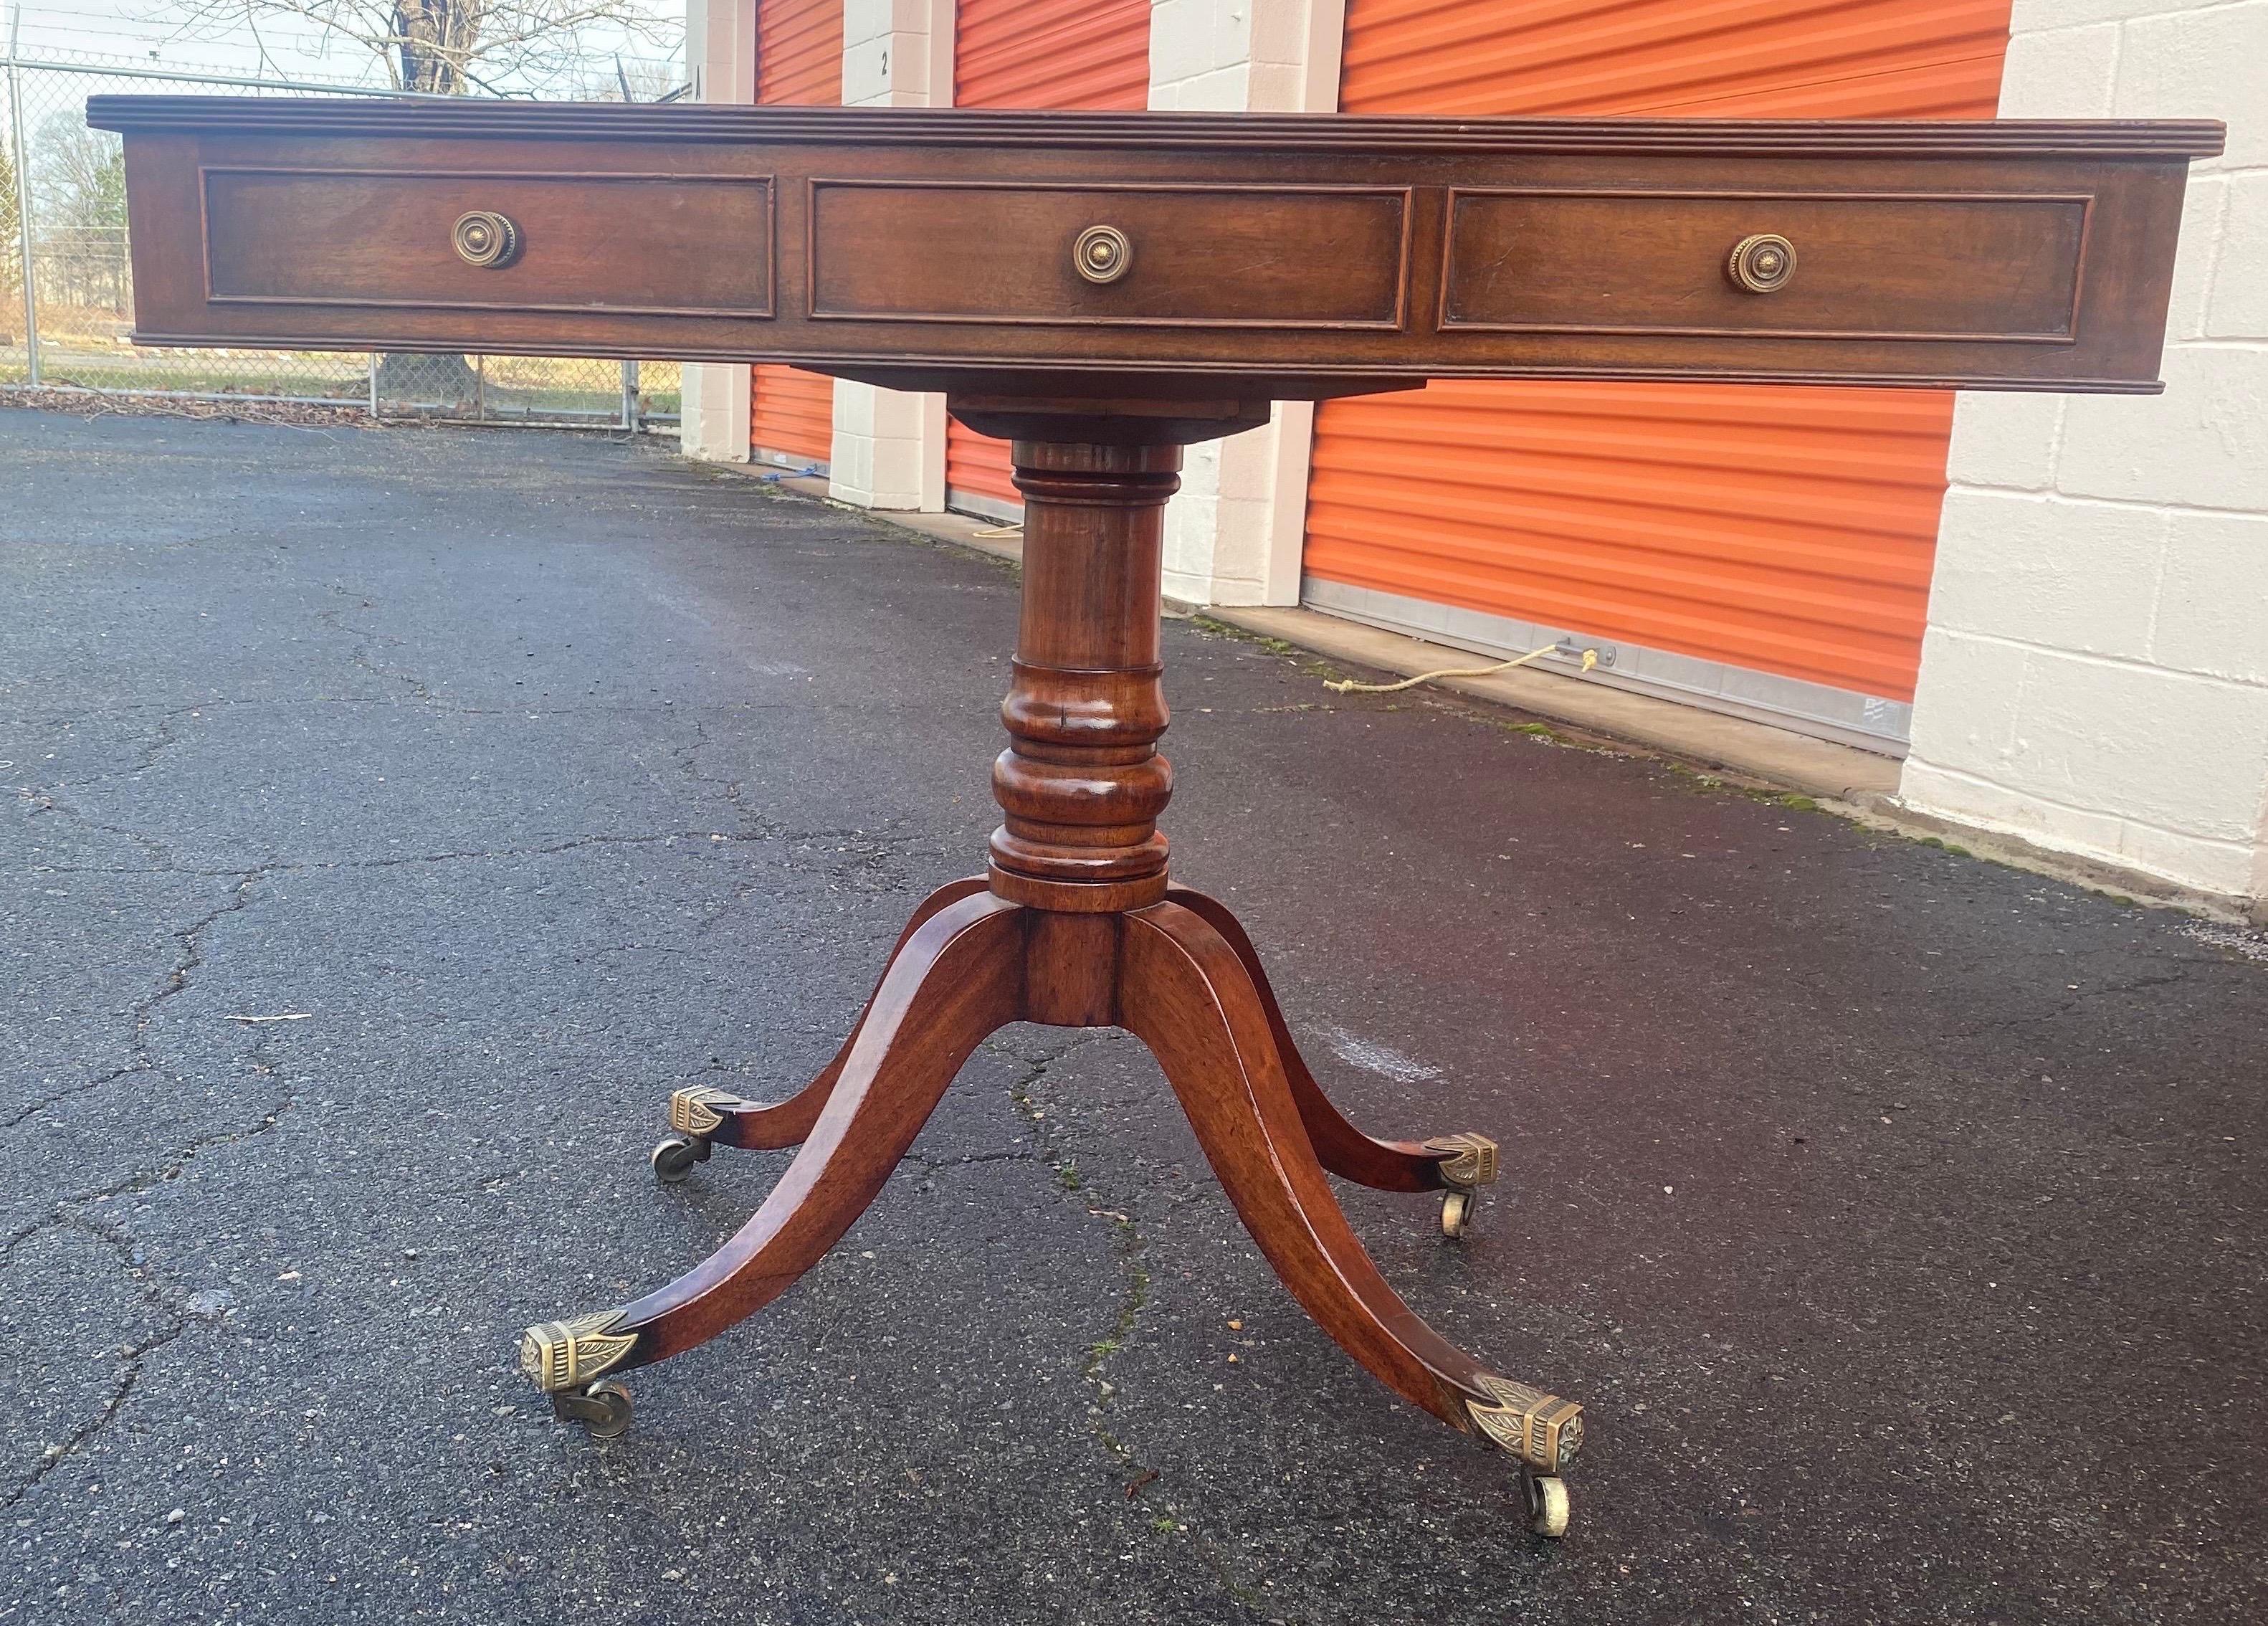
[1247,60,1307,112]
[2152,509,2268,683]
[1901,755,2132,848]
[2011,651,2268,839]
[1148,4,1212,85]
[2057,346,2268,511]
[1215,429,1278,505]
[1209,0,1255,70]
[1251,1,1309,68]
[2012,0,2214,27]
[1943,391,2064,491]
[1905,628,2031,779]
[2116,4,2268,168]
[2165,173,2229,341]
[1928,490,2167,659]
[1998,22,2121,117]
[2206,172,2268,340]
[842,40,893,105]
[2119,815,2262,898]
[1175,63,1254,110]
[842,0,899,43]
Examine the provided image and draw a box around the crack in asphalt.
[677,714,769,842]
[671,715,933,905]
[995,1033,1149,1426]
[898,1146,1038,1171]
[1,1059,148,1134]
[315,604,435,703]
[0,1320,191,1514]
[27,829,769,880]
[1949,964,2203,1039]
[14,1029,302,1231]
[9,701,767,877]
[1,1024,297,1513]
[141,870,267,1045]
[7,696,623,723]
[14,784,179,870]
[24,700,194,793]
[990,1030,1285,1618]
[4,866,270,1133]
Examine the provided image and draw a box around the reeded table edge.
[85,98,2228,161]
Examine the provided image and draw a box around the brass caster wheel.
[1440,1186,1477,1239]
[651,1133,712,1184]
[1523,1472,1571,1539]
[551,1379,632,1439]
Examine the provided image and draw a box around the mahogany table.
[89,97,2221,1536]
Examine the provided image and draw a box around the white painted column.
[830,1,953,511]
[1899,0,2268,918]
[677,0,756,463]
[1149,1,1346,606]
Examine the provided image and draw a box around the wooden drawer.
[200,167,774,317]
[1440,189,2090,342]
[809,181,1411,329]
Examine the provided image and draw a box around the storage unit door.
[1302,0,2015,748]
[945,0,1151,516]
[748,0,844,468]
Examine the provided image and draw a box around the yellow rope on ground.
[1324,640,1599,695]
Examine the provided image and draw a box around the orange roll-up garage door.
[1303,0,2014,743]
[748,0,844,467]
[945,0,1150,514]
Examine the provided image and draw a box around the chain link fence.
[1,49,679,429]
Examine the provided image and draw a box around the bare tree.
[29,117,132,316]
[160,2,681,97]
[1,131,22,336]
[32,118,128,236]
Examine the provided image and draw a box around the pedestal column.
[986,440,1182,914]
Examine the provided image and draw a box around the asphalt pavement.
[4,407,2265,1625]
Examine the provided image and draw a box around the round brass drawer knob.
[452,210,522,269]
[1727,232,1796,294]
[1073,224,1133,286]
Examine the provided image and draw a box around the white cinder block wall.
[677,0,756,463]
[1149,1,1345,607]
[829,0,952,511]
[1900,0,2268,920]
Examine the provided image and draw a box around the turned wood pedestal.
[516,401,1584,1535]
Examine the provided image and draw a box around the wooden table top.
[88,98,2225,404]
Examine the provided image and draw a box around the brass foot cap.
[1468,1374,1583,1474]
[1423,1132,1500,1189]
[519,1308,637,1394]
[669,1085,748,1137]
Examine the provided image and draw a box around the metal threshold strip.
[1299,578,1911,757]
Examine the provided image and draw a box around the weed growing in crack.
[997,1034,1153,1463]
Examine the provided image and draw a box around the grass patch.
[1187,615,1355,684]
